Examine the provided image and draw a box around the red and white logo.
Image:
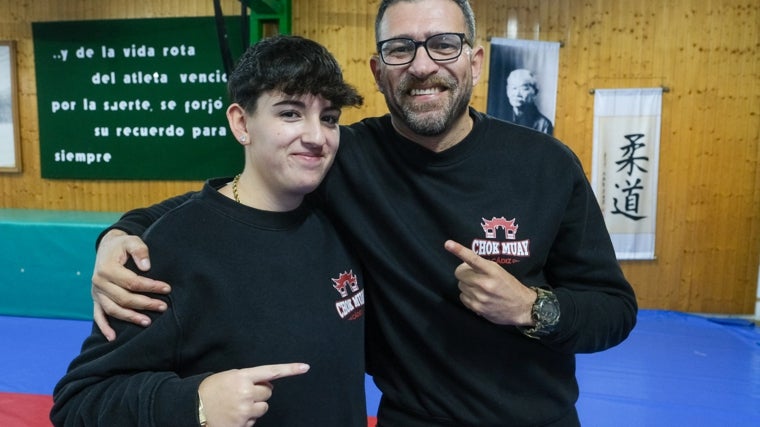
[332,270,364,320]
[481,217,519,239]
[472,216,530,265]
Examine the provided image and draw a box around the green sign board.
[33,17,244,179]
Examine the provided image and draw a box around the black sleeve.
[53,230,211,426]
[95,192,196,249]
[49,296,207,426]
[542,155,638,354]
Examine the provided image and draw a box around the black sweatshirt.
[52,179,367,426]
[98,110,637,426]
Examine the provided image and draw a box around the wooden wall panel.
[0,0,758,314]
[0,0,243,212]
[472,0,760,314]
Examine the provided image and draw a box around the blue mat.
[576,310,760,426]
[2,310,759,426]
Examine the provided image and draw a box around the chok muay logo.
[472,217,530,265]
[332,270,364,320]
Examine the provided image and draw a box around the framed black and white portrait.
[487,38,559,136]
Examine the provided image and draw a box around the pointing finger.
[444,240,488,272]
[240,363,310,384]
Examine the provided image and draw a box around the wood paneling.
[1,0,758,313]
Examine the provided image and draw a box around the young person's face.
[370,0,483,138]
[230,92,341,209]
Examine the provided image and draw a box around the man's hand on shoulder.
[92,229,171,341]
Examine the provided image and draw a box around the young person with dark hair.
[51,35,366,427]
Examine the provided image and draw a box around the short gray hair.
[374,0,476,44]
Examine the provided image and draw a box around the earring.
[240,135,247,142]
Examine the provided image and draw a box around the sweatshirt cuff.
[541,288,576,348]
[152,373,212,426]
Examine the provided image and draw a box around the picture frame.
[486,38,560,136]
[0,41,21,172]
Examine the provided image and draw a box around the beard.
[384,74,473,137]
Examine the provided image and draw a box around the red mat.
[0,392,53,427]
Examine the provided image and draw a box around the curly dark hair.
[228,35,363,113]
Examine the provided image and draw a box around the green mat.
[0,209,121,320]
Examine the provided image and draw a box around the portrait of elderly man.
[504,68,554,134]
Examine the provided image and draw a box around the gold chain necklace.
[231,174,242,203]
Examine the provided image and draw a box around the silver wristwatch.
[519,286,560,338]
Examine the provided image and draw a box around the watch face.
[539,301,560,321]
[536,292,560,325]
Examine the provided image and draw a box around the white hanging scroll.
[591,88,663,260]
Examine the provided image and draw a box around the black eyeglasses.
[376,33,469,66]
